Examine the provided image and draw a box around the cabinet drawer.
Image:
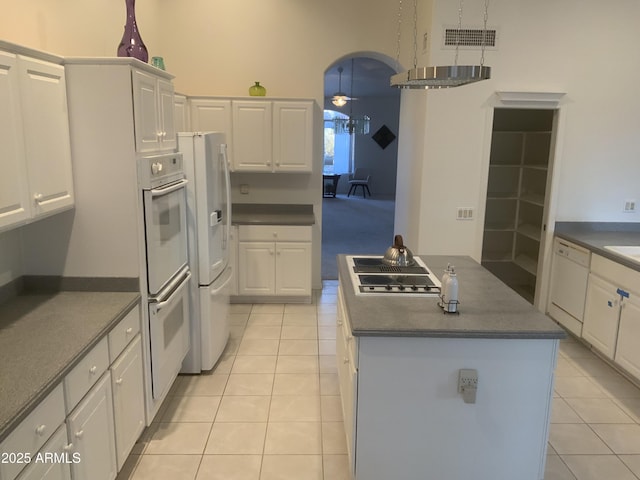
[0,384,65,480]
[238,225,312,242]
[16,424,71,480]
[591,254,640,293]
[108,304,141,363]
[64,337,109,413]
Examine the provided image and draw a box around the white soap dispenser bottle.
[439,263,451,308]
[445,267,459,313]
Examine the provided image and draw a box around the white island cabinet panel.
[354,336,557,480]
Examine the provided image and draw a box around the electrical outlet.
[624,199,636,213]
[456,207,474,220]
[458,368,478,404]
[240,184,250,195]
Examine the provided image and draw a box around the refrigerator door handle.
[221,143,232,253]
[209,267,233,296]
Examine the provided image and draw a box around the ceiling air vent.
[443,27,498,49]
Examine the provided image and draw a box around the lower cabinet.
[582,254,640,379]
[336,287,358,474]
[111,335,145,471]
[0,304,144,480]
[236,225,312,299]
[615,292,640,378]
[16,425,72,480]
[67,373,117,480]
[582,274,620,359]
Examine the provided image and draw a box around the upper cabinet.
[173,93,190,133]
[0,49,74,232]
[132,69,176,153]
[272,101,314,173]
[232,100,273,172]
[189,97,314,173]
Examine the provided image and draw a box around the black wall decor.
[372,124,396,150]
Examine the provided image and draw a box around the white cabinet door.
[0,51,30,230]
[18,55,74,218]
[132,69,175,152]
[111,335,145,471]
[275,242,312,295]
[158,78,177,151]
[190,98,232,133]
[238,242,275,295]
[583,274,621,359]
[16,426,71,480]
[189,98,233,169]
[232,101,272,171]
[132,69,160,152]
[173,93,189,133]
[615,292,640,379]
[336,288,357,475]
[67,373,117,480]
[273,101,313,172]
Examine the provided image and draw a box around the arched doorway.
[321,54,401,279]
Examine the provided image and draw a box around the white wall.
[2,0,638,288]
[398,0,640,261]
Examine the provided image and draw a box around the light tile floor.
[116,281,640,480]
[117,281,348,480]
[546,336,640,480]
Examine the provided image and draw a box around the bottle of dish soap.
[443,267,459,313]
[439,263,451,308]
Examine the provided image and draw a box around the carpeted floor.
[321,194,395,279]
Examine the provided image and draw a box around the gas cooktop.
[347,255,442,296]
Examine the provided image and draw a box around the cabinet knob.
[35,424,46,436]
[116,378,123,385]
[63,443,74,452]
[75,430,84,439]
[34,193,43,203]
[89,365,98,375]
[126,327,133,334]
[343,357,349,364]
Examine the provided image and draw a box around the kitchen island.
[337,254,565,480]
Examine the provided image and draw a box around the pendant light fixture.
[390,0,491,89]
[332,67,348,107]
[334,59,370,135]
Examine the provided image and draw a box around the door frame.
[475,91,568,312]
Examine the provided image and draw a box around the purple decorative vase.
[117,0,148,62]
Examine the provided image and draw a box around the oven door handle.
[154,268,191,312]
[151,178,188,198]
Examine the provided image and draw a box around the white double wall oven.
[139,152,191,401]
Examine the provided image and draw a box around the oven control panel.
[139,152,184,189]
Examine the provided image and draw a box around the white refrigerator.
[179,132,233,373]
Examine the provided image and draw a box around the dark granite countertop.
[338,255,566,339]
[555,222,640,271]
[232,203,315,226]
[0,289,140,442]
